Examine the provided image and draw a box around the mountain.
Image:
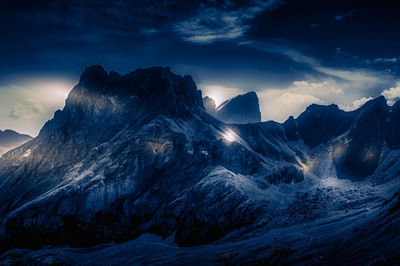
[1,65,400,264]
[0,130,32,156]
[203,91,262,124]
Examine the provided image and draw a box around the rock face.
[0,130,32,156]
[1,65,400,260]
[283,96,400,181]
[204,91,262,124]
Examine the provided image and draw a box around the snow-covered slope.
[0,65,400,264]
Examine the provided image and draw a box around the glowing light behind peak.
[0,77,74,136]
[201,84,244,106]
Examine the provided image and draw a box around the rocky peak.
[65,65,204,119]
[78,65,109,92]
[295,103,354,148]
[204,91,261,124]
[359,95,388,111]
[282,116,300,141]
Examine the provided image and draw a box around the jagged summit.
[360,95,387,110]
[290,102,354,148]
[68,65,204,119]
[304,103,340,112]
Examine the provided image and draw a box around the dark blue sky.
[1,0,400,135]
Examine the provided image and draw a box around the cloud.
[248,40,391,96]
[340,97,373,111]
[258,90,324,122]
[367,57,399,64]
[331,11,353,22]
[174,0,283,44]
[259,79,342,121]
[9,99,43,119]
[382,82,400,105]
[352,97,373,109]
[277,92,323,106]
[292,80,344,95]
[314,66,386,91]
[228,37,397,121]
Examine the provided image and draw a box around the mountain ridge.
[0,129,32,157]
[1,65,400,264]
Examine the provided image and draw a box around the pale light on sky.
[0,77,74,136]
[200,84,244,106]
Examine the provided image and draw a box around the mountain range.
[0,65,400,264]
[0,130,32,157]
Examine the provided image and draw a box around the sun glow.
[222,129,237,143]
[0,77,74,136]
[201,85,244,106]
[207,91,224,106]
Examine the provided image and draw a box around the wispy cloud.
[204,37,398,120]
[366,57,399,64]
[9,99,43,119]
[258,89,324,122]
[0,78,73,136]
[244,40,392,95]
[340,97,373,111]
[174,0,283,44]
[331,11,353,22]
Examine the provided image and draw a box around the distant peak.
[230,91,258,101]
[285,115,296,122]
[306,103,339,112]
[364,95,387,106]
[212,91,261,124]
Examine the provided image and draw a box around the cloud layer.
[174,0,282,43]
